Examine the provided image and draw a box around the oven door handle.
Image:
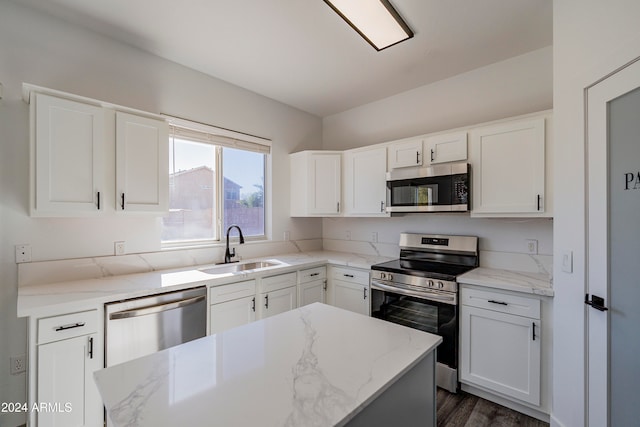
[370,281,457,305]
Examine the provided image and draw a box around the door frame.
[585,55,640,427]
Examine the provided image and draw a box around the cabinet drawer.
[209,279,256,304]
[331,266,370,285]
[38,310,98,345]
[299,266,327,284]
[261,272,297,293]
[461,287,540,319]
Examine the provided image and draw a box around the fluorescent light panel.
[324,0,413,51]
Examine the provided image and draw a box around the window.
[161,118,270,245]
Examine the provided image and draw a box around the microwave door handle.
[370,281,456,304]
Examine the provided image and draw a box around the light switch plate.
[15,244,31,263]
[561,250,573,273]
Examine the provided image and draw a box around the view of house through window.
[161,130,267,244]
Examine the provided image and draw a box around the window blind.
[163,115,271,154]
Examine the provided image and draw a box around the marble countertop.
[17,251,392,317]
[94,303,442,427]
[457,267,554,296]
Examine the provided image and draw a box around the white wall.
[552,1,640,427]
[0,2,322,425]
[320,47,554,276]
[322,46,552,150]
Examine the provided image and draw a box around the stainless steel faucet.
[224,225,245,263]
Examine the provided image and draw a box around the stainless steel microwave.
[386,162,469,213]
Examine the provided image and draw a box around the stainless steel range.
[370,233,479,393]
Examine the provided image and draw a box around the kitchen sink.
[200,261,280,275]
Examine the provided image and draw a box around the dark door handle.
[416,151,420,164]
[430,149,435,162]
[88,336,94,359]
[265,294,269,309]
[537,194,542,211]
[363,287,367,300]
[532,322,536,341]
[96,191,101,210]
[252,297,256,312]
[121,193,125,210]
[585,294,609,311]
[488,300,508,306]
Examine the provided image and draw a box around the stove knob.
[428,280,434,288]
[388,274,393,281]
[380,272,386,280]
[438,281,444,289]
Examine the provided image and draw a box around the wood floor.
[437,389,549,427]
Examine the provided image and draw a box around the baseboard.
[550,414,568,427]
[460,383,550,423]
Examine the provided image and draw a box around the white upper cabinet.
[28,87,169,216]
[290,151,341,216]
[470,115,551,216]
[424,131,467,165]
[116,112,169,213]
[343,146,389,216]
[32,93,106,215]
[388,138,423,168]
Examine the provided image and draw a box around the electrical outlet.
[114,241,125,256]
[526,239,538,255]
[372,232,378,243]
[283,231,290,241]
[15,244,32,263]
[346,230,351,240]
[10,355,26,375]
[562,250,573,273]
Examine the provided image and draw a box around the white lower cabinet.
[259,272,298,319]
[209,279,257,334]
[329,266,370,316]
[35,310,102,427]
[298,266,327,307]
[460,286,541,406]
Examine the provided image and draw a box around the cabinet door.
[388,138,423,168]
[470,118,545,214]
[33,93,105,215]
[424,132,467,165]
[115,112,169,213]
[37,333,102,427]
[261,286,297,319]
[309,153,341,215]
[343,147,388,216]
[332,280,369,316]
[210,296,256,334]
[460,306,541,405]
[298,279,326,307]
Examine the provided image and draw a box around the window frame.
[161,117,271,249]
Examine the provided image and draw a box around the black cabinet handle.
[121,193,125,210]
[532,322,536,341]
[310,272,320,277]
[323,280,327,291]
[265,294,269,309]
[252,297,256,312]
[537,194,541,211]
[488,300,508,306]
[416,151,420,164]
[363,287,367,300]
[55,322,86,332]
[96,192,100,210]
[380,201,384,212]
[88,336,94,359]
[430,149,435,162]
[344,274,354,278]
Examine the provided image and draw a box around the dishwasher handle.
[109,295,206,320]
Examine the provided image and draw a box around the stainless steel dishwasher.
[105,287,207,367]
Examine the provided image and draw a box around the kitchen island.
[94,303,441,427]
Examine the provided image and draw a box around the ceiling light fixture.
[323,0,413,51]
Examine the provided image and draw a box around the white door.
[261,286,297,318]
[298,280,326,307]
[115,112,169,213]
[586,57,640,426]
[210,296,256,334]
[343,147,387,215]
[332,280,369,316]
[309,153,341,215]
[34,93,105,214]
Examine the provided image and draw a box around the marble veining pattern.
[458,267,554,296]
[94,303,442,427]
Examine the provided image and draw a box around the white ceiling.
[17,0,552,117]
